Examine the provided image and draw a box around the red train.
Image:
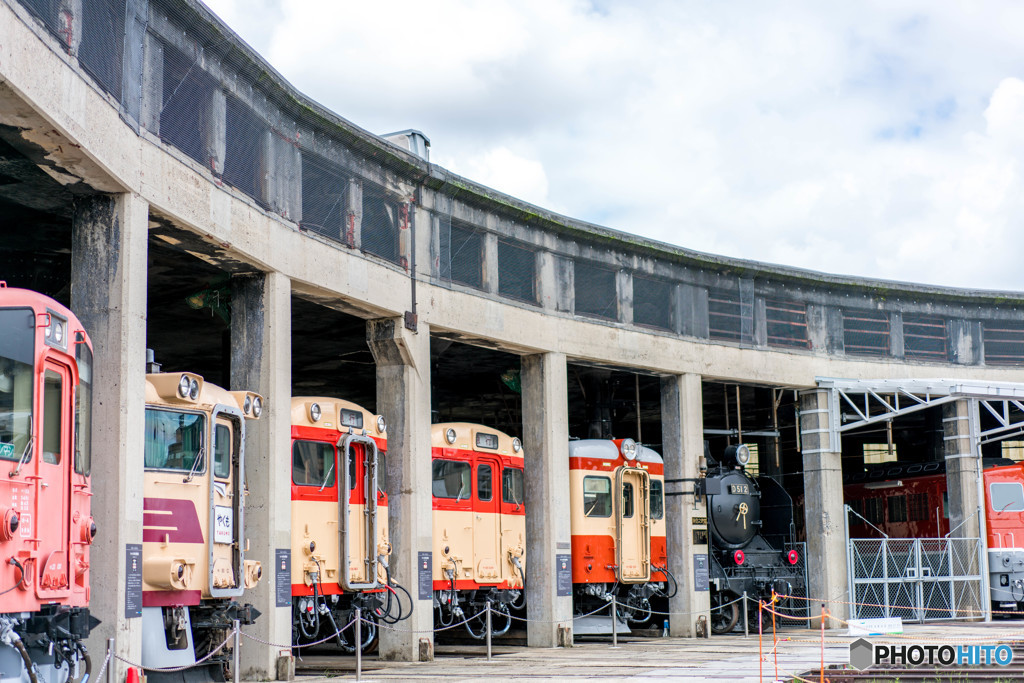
[844,459,1024,610]
[0,284,95,681]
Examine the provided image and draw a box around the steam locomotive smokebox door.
[615,467,651,583]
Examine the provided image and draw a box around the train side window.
[583,476,612,517]
[887,495,907,523]
[145,409,205,472]
[991,482,1024,512]
[478,464,493,501]
[41,369,62,464]
[292,440,335,487]
[622,482,635,518]
[502,467,524,505]
[213,424,231,479]
[349,447,357,490]
[650,480,664,520]
[377,452,387,494]
[74,340,92,475]
[432,459,471,500]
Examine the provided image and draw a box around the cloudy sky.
[203,0,1024,292]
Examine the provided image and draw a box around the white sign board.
[213,505,233,544]
[847,617,903,636]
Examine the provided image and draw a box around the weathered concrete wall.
[70,193,149,679]
[943,400,981,540]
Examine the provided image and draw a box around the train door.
[209,406,244,597]
[472,457,502,583]
[36,361,72,597]
[615,467,651,584]
[338,434,379,590]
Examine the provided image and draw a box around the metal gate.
[847,535,984,621]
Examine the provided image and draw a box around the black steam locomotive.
[703,444,805,633]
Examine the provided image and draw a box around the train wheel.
[710,591,739,634]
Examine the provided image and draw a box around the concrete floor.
[283,622,1024,682]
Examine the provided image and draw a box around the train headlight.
[244,395,252,414]
[512,438,522,453]
[176,564,185,579]
[621,438,638,460]
[445,428,456,445]
[189,379,200,400]
[735,444,750,466]
[0,509,18,541]
[309,403,321,422]
[733,549,745,566]
[252,396,263,418]
[53,321,63,343]
[376,415,386,433]
[786,549,799,566]
[178,375,191,398]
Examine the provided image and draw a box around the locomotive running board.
[573,614,632,636]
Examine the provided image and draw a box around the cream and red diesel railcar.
[141,370,263,678]
[290,397,407,652]
[431,423,526,638]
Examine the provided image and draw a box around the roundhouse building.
[0,0,1021,679]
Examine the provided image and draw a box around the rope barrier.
[92,647,112,683]
[115,627,235,672]
[244,615,359,650]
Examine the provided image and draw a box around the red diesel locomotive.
[0,284,95,681]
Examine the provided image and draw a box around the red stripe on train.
[142,498,204,543]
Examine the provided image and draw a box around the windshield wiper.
[9,436,33,478]
[183,446,205,483]
[318,459,336,492]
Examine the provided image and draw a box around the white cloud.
[201,0,1024,291]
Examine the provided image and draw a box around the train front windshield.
[144,409,205,471]
[0,308,35,462]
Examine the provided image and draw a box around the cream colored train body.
[290,397,399,652]
[431,423,526,638]
[141,372,263,675]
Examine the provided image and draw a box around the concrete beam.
[520,352,573,647]
[367,318,434,661]
[799,389,848,627]
[231,272,293,680]
[661,373,711,637]
[70,193,148,680]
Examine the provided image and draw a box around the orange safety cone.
[126,665,141,683]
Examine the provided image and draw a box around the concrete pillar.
[739,278,754,344]
[231,272,293,680]
[616,270,632,324]
[890,313,905,359]
[677,284,708,338]
[799,389,849,626]
[943,400,980,539]
[206,89,227,176]
[140,31,164,136]
[267,133,302,222]
[70,193,148,680]
[536,251,557,311]
[520,352,573,647]
[661,373,711,637]
[482,232,499,295]
[346,178,363,249]
[366,317,434,661]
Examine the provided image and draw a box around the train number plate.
[214,505,233,543]
[728,484,749,495]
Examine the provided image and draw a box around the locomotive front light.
[621,438,638,460]
[244,395,252,414]
[512,438,522,453]
[189,379,200,400]
[252,396,263,418]
[309,403,322,422]
[176,564,185,579]
[178,374,191,398]
[733,549,745,565]
[1001,574,1010,587]
[0,509,18,541]
[305,540,316,555]
[445,428,457,445]
[735,444,750,466]
[786,549,799,565]
[53,321,63,343]
[376,415,386,433]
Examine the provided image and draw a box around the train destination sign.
[0,443,12,459]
